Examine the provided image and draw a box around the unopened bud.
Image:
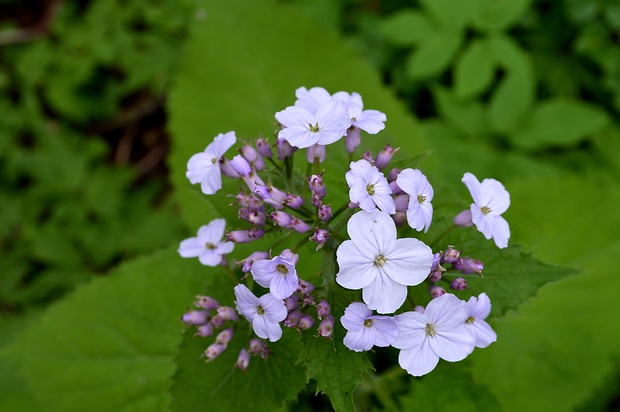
[310,229,330,249]
[393,194,409,212]
[236,348,250,371]
[256,137,273,158]
[389,180,403,195]
[453,209,473,227]
[249,338,270,359]
[429,285,446,299]
[230,155,252,177]
[318,204,332,221]
[195,323,214,337]
[308,174,326,196]
[450,277,469,291]
[239,251,269,272]
[345,127,361,153]
[374,144,399,170]
[219,157,240,178]
[387,167,401,182]
[271,210,292,228]
[182,310,209,326]
[289,217,310,233]
[316,300,331,319]
[441,246,461,263]
[392,211,407,227]
[311,192,324,208]
[284,295,299,311]
[453,257,484,275]
[217,306,238,321]
[195,296,219,310]
[296,279,315,294]
[285,193,304,209]
[284,309,303,328]
[276,138,294,160]
[318,314,335,338]
[203,342,227,362]
[361,151,373,164]
[298,314,315,330]
[306,144,326,163]
[216,328,234,345]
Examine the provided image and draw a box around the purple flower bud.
[211,314,225,328]
[429,285,446,299]
[219,157,240,178]
[302,293,316,307]
[441,246,461,264]
[236,348,250,371]
[285,193,304,209]
[182,310,209,325]
[311,193,324,208]
[310,229,330,249]
[284,295,299,311]
[454,257,484,275]
[248,210,266,226]
[230,155,252,177]
[240,144,260,163]
[318,204,332,221]
[289,217,310,233]
[271,210,292,228]
[316,300,331,319]
[428,268,442,283]
[361,151,373,164]
[203,342,227,362]
[308,174,326,196]
[256,137,273,158]
[216,328,234,344]
[279,249,299,264]
[387,167,401,182]
[298,314,315,330]
[235,192,263,211]
[454,209,473,227]
[389,180,403,195]
[374,144,399,170]
[393,194,409,212]
[414,305,425,314]
[392,211,407,228]
[195,296,220,310]
[217,306,238,321]
[296,279,315,294]
[227,230,252,243]
[249,227,265,240]
[238,251,269,272]
[306,144,326,163]
[318,314,335,338]
[450,277,469,291]
[345,126,361,153]
[276,138,294,160]
[431,253,441,271]
[249,338,270,359]
[284,309,303,328]
[195,323,214,337]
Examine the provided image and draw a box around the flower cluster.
[177,86,509,377]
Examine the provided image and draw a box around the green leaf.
[170,275,307,412]
[297,251,372,412]
[472,0,532,31]
[2,248,209,411]
[516,99,608,149]
[487,35,535,134]
[433,86,490,137]
[405,29,463,80]
[454,37,497,99]
[419,0,477,30]
[379,10,434,46]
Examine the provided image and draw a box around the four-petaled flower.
[346,159,396,215]
[336,210,434,314]
[341,302,398,352]
[186,131,236,195]
[462,172,511,248]
[251,254,299,300]
[178,219,234,266]
[393,293,475,377]
[234,284,287,342]
[332,91,386,135]
[464,293,497,348]
[396,168,434,232]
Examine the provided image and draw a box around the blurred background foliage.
[1,0,619,411]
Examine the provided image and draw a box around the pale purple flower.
[294,86,333,114]
[335,210,434,313]
[393,293,475,377]
[332,91,387,135]
[341,302,398,352]
[396,168,434,233]
[186,131,236,195]
[234,284,287,342]
[275,101,351,149]
[462,172,510,248]
[465,293,497,348]
[178,219,234,266]
[346,159,396,214]
[251,254,299,299]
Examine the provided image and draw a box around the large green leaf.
[380,10,434,47]
[405,29,463,80]
[472,0,532,31]
[419,0,476,30]
[1,248,210,411]
[454,37,497,99]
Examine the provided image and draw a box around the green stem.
[313,157,320,175]
[266,156,283,173]
[292,235,310,253]
[429,223,457,248]
[330,201,352,221]
[266,230,293,252]
[222,264,238,285]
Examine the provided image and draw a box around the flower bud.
[298,314,315,330]
[211,314,225,328]
[428,269,442,283]
[309,229,330,249]
[182,310,209,325]
[227,230,252,243]
[271,210,292,228]
[217,306,238,321]
[249,338,270,359]
[454,257,484,275]
[308,174,327,196]
[306,144,326,163]
[374,144,399,170]
[279,249,299,264]
[285,193,304,209]
[219,157,240,178]
[203,342,227,362]
[284,295,299,311]
[389,180,403,195]
[230,155,252,177]
[454,209,473,227]
[441,246,461,264]
[248,210,266,226]
[284,309,303,328]
[316,300,331,319]
[256,137,273,158]
[238,251,269,272]
[361,151,373,164]
[392,211,407,227]
[311,193,324,208]
[387,167,401,182]
[302,293,316,307]
[276,138,294,160]
[195,296,220,310]
[450,277,469,291]
[429,285,446,299]
[195,323,214,337]
[345,126,361,153]
[318,314,335,338]
[216,328,234,345]
[236,348,250,371]
[413,305,425,314]
[296,279,314,294]
[289,217,310,233]
[318,204,332,221]
[249,227,265,240]
[393,194,410,212]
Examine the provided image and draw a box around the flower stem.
[314,157,320,175]
[266,156,283,173]
[266,230,293,252]
[292,235,310,253]
[330,201,351,221]
[222,264,238,285]
[429,223,457,248]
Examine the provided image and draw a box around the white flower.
[462,172,510,248]
[393,293,474,377]
[346,159,396,214]
[341,302,398,352]
[177,219,234,266]
[275,101,351,149]
[396,169,434,232]
[234,284,287,342]
[332,91,386,134]
[465,293,497,348]
[294,86,333,114]
[251,254,298,300]
[335,210,434,313]
[186,131,236,195]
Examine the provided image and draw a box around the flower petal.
[341,302,372,331]
[178,237,203,258]
[430,324,474,362]
[383,238,433,286]
[393,312,427,349]
[398,342,439,377]
[362,272,407,314]
[347,210,397,259]
[206,131,236,158]
[200,165,222,195]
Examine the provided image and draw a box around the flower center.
[425,323,436,337]
[366,184,375,196]
[417,195,426,204]
[465,316,475,324]
[374,254,388,267]
[481,206,491,215]
[257,305,265,315]
[363,319,373,327]
[211,158,218,165]
[308,122,320,133]
[276,264,289,275]
[205,242,216,250]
